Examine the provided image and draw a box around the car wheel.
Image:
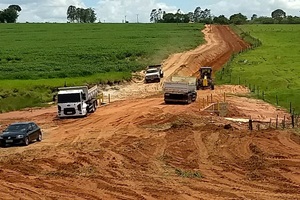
[24,137,29,146]
[37,132,42,142]
[0,142,5,147]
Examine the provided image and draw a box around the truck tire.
[187,95,192,104]
[192,92,197,102]
[211,84,215,90]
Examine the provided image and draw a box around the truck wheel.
[211,84,215,90]
[90,104,95,113]
[187,95,192,104]
[92,101,97,112]
[192,93,197,102]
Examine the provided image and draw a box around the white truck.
[144,65,164,83]
[57,85,100,118]
[163,76,197,104]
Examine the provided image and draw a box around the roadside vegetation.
[216,24,300,113]
[0,23,204,112]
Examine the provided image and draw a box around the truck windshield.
[58,93,81,103]
[146,69,158,73]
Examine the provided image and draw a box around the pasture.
[0,23,204,112]
[217,24,300,113]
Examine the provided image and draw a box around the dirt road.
[0,25,299,200]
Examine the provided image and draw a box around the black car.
[0,122,42,147]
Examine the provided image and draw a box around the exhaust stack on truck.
[57,85,100,118]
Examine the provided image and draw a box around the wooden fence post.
[292,114,295,128]
[282,115,286,129]
[249,116,253,131]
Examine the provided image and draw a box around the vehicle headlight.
[16,135,24,139]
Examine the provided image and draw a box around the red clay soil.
[0,25,299,200]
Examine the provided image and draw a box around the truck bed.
[164,76,197,94]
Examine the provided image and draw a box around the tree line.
[67,5,97,23]
[0,5,21,23]
[150,7,300,24]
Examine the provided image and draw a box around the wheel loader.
[197,66,214,90]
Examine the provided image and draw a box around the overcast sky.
[0,0,300,23]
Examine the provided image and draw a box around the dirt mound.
[0,25,299,199]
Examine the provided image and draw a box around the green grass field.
[216,24,300,113]
[0,23,204,112]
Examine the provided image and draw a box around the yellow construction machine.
[197,66,214,90]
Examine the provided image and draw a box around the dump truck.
[197,66,214,90]
[163,76,197,104]
[57,85,100,118]
[144,64,164,83]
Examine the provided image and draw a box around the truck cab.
[57,85,99,118]
[144,65,164,83]
[57,89,88,118]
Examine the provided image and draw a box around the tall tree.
[150,8,163,23]
[87,8,97,23]
[193,6,201,22]
[157,8,163,22]
[8,5,21,12]
[213,15,229,24]
[251,14,258,21]
[229,13,247,25]
[200,9,212,23]
[0,4,21,23]
[271,9,286,22]
[2,8,18,23]
[187,12,194,22]
[67,6,96,23]
[0,11,4,23]
[150,9,157,23]
[67,5,77,22]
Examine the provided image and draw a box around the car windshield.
[58,93,81,103]
[5,124,28,132]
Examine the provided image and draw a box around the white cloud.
[207,0,300,19]
[95,0,176,23]
[1,0,86,22]
[0,0,299,23]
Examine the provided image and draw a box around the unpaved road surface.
[0,25,299,200]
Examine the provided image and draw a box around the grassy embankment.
[0,23,205,112]
[216,24,300,113]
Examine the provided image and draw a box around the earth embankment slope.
[0,25,299,200]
